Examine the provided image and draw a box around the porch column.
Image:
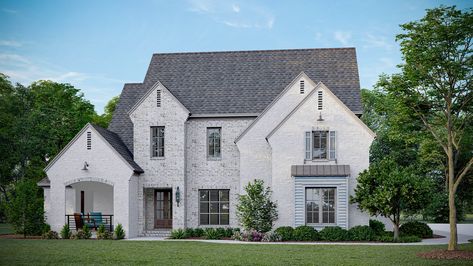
[113,177,139,238]
[49,178,66,232]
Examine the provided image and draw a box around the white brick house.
[39,48,376,238]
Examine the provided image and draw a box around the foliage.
[5,179,45,236]
[231,230,242,241]
[319,226,349,241]
[350,158,432,240]
[114,224,125,240]
[293,226,319,241]
[184,228,194,238]
[42,223,51,234]
[400,221,433,239]
[236,179,278,233]
[93,95,119,128]
[348,226,377,241]
[274,226,294,241]
[97,224,112,240]
[423,191,465,223]
[215,228,226,238]
[170,229,188,239]
[41,230,59,239]
[204,228,221,240]
[249,230,264,241]
[193,228,204,237]
[369,219,385,235]
[60,224,71,239]
[261,231,282,242]
[72,226,91,240]
[82,225,92,239]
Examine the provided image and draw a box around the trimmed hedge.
[348,225,376,241]
[293,226,319,241]
[319,226,349,241]
[274,226,294,241]
[400,221,433,238]
[369,219,385,235]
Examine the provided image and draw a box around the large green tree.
[93,95,119,128]
[379,6,472,250]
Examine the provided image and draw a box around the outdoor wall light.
[317,112,324,121]
[175,186,181,207]
[82,161,89,170]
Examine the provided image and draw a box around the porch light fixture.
[317,112,324,122]
[82,161,89,170]
[175,186,181,207]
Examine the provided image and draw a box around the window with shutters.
[300,80,305,94]
[305,131,336,160]
[87,132,91,150]
[157,90,162,107]
[151,126,165,157]
[317,91,323,110]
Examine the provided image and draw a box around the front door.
[154,189,172,228]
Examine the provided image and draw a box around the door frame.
[154,188,173,229]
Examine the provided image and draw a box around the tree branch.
[454,157,473,193]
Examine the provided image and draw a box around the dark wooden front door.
[154,189,172,228]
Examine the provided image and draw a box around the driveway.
[425,223,473,244]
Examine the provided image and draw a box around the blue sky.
[0,0,471,113]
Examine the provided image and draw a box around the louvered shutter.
[305,131,312,160]
[329,131,336,160]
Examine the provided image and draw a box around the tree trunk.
[448,153,458,250]
[393,223,400,241]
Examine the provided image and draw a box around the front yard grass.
[0,239,472,265]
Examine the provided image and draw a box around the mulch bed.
[417,250,473,260]
[0,234,42,239]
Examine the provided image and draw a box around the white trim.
[190,113,259,118]
[235,71,316,143]
[127,81,190,116]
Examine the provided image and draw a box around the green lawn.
[0,239,472,265]
[0,223,13,235]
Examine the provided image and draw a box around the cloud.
[334,31,352,46]
[362,34,394,51]
[188,0,275,29]
[2,8,17,14]
[0,40,23,47]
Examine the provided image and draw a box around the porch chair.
[73,213,83,230]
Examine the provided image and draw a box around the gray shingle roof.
[91,124,144,173]
[108,48,363,153]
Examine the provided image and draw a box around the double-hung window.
[207,127,221,159]
[199,189,229,225]
[151,126,165,157]
[306,187,336,225]
[305,131,336,160]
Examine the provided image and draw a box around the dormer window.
[87,132,91,150]
[317,91,323,110]
[157,90,162,107]
[300,80,305,94]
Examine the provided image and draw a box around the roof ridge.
[151,47,356,56]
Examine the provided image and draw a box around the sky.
[0,0,471,113]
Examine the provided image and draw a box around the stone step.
[140,230,172,238]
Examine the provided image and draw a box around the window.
[305,131,336,160]
[207,127,221,158]
[300,80,305,94]
[151,126,165,157]
[318,91,323,110]
[87,132,91,150]
[306,187,336,225]
[199,189,229,225]
[157,90,162,107]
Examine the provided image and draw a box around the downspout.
[183,114,190,228]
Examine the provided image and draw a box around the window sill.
[207,157,222,161]
[150,157,165,160]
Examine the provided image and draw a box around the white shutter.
[305,131,312,160]
[329,131,336,160]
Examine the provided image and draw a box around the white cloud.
[334,31,352,46]
[188,0,214,13]
[232,4,240,13]
[0,40,22,47]
[362,34,394,51]
[2,8,17,14]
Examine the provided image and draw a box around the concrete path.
[127,223,473,245]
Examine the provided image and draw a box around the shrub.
[170,229,187,239]
[97,224,112,240]
[42,224,51,234]
[293,226,319,241]
[72,227,91,240]
[204,228,221,240]
[376,234,394,242]
[369,219,385,235]
[114,223,125,240]
[224,228,235,238]
[231,230,242,241]
[193,228,204,237]
[184,228,194,238]
[348,225,376,241]
[262,231,282,242]
[275,226,294,241]
[236,179,278,232]
[215,228,226,238]
[319,226,349,241]
[398,235,422,243]
[400,221,433,238]
[250,230,264,241]
[60,224,71,239]
[42,230,59,239]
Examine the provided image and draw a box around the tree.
[379,6,473,250]
[6,179,45,237]
[236,179,278,233]
[350,159,432,240]
[93,95,119,128]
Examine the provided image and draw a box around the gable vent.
[157,90,162,107]
[318,91,323,110]
[300,80,305,94]
[87,132,91,150]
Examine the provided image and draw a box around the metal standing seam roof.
[291,165,351,177]
[108,48,363,154]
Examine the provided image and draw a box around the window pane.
[200,214,209,225]
[210,203,219,213]
[307,211,312,224]
[220,202,229,213]
[220,214,229,225]
[200,202,209,213]
[220,190,229,201]
[200,190,209,201]
[210,214,219,225]
[210,190,219,201]
[313,131,328,159]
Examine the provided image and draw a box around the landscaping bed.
[417,249,473,260]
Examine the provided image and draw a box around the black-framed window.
[151,126,165,157]
[305,131,336,160]
[199,189,229,225]
[207,127,221,159]
[306,187,336,225]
